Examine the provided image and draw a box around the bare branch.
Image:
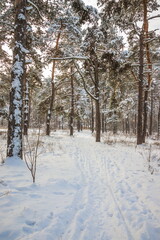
[74,62,98,101]
[27,0,43,20]
[144,37,158,44]
[148,14,160,21]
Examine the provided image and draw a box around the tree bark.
[24,78,30,135]
[113,109,117,135]
[7,0,27,158]
[91,98,94,133]
[158,100,160,139]
[149,88,153,136]
[70,66,74,136]
[134,114,137,135]
[46,60,56,135]
[102,112,105,133]
[77,119,81,132]
[125,116,130,134]
[137,33,144,145]
[94,60,101,142]
[46,22,62,135]
[142,0,152,142]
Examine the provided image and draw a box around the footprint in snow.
[23,220,36,233]
[29,193,40,198]
[0,180,7,186]
[23,226,34,233]
[25,220,36,226]
[53,191,65,195]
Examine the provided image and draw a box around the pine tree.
[7,0,27,158]
[98,0,160,143]
[44,1,83,135]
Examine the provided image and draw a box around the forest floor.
[0,129,160,240]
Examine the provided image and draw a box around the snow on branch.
[0,20,13,28]
[50,56,89,61]
[72,0,99,24]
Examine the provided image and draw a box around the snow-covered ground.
[0,130,160,240]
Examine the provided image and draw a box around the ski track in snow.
[0,131,160,240]
[63,138,132,240]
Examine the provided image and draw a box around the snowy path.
[0,131,160,240]
[64,137,132,240]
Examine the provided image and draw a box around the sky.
[83,0,160,33]
[83,0,97,8]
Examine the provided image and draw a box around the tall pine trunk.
[137,33,144,145]
[24,78,30,135]
[46,23,62,135]
[149,88,153,136]
[7,0,27,158]
[134,114,137,135]
[70,66,74,136]
[46,60,55,135]
[142,89,149,142]
[94,60,101,142]
[77,119,81,132]
[142,0,152,143]
[91,98,94,133]
[158,100,160,139]
[102,112,105,133]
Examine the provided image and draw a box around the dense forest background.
[0,0,160,158]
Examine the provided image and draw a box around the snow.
[26,6,33,11]
[15,42,29,54]
[12,60,23,80]
[18,14,26,20]
[0,130,160,240]
[10,56,24,156]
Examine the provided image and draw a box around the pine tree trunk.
[94,60,101,142]
[46,61,55,136]
[102,112,105,133]
[46,23,62,135]
[7,0,27,158]
[134,114,137,135]
[95,99,101,141]
[62,117,64,130]
[24,78,30,135]
[142,0,152,143]
[149,88,153,136]
[113,110,117,135]
[122,119,125,133]
[77,119,81,132]
[104,116,107,132]
[70,66,74,136]
[125,116,130,134]
[158,101,160,139]
[91,98,94,133]
[142,88,148,142]
[137,33,144,145]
